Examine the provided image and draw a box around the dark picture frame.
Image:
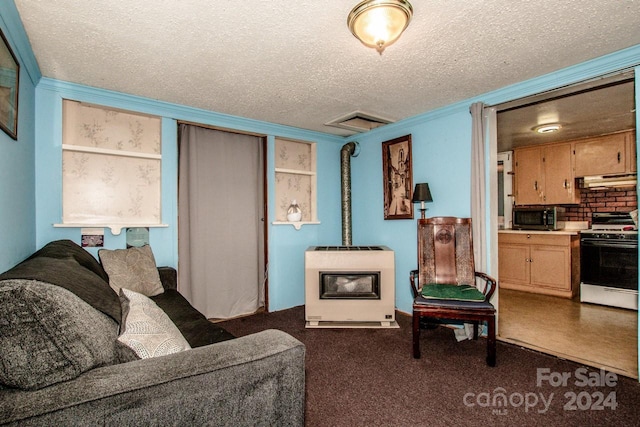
[382,134,413,220]
[0,27,19,140]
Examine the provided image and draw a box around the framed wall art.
[382,134,413,220]
[0,28,19,140]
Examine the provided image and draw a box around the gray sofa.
[0,240,305,426]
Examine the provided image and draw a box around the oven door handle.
[581,240,639,249]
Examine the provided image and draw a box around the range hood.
[581,174,637,188]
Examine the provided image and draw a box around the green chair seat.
[421,284,485,302]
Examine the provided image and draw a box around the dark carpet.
[218,306,640,427]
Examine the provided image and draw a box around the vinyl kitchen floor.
[498,288,638,379]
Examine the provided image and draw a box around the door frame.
[486,72,639,378]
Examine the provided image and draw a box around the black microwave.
[513,207,565,230]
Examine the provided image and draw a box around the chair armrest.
[157,266,177,291]
[475,271,497,301]
[410,269,419,298]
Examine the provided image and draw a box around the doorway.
[493,73,638,378]
[177,124,267,319]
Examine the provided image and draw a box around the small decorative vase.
[287,200,302,222]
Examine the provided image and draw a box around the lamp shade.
[347,0,413,54]
[412,183,433,203]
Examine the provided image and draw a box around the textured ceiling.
[14,0,640,137]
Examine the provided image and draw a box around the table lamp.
[411,183,433,219]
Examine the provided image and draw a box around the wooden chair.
[410,217,497,366]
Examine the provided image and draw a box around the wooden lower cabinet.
[498,232,579,298]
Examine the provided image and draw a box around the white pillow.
[117,288,191,358]
[99,245,164,296]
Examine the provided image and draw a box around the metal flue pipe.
[340,141,359,245]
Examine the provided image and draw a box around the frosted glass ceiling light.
[348,0,413,54]
[534,124,562,134]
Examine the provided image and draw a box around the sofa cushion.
[0,280,126,390]
[118,288,191,358]
[151,289,236,347]
[99,245,164,297]
[0,256,122,325]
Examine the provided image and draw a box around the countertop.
[498,229,581,236]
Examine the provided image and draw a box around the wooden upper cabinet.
[514,142,578,205]
[514,146,543,205]
[574,131,633,177]
[514,130,636,206]
[543,143,579,205]
[627,131,637,173]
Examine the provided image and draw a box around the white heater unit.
[304,245,397,328]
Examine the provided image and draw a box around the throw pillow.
[118,288,191,359]
[99,245,164,297]
[421,283,486,301]
[0,280,123,390]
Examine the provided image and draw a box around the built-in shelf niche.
[273,137,318,229]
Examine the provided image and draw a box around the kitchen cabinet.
[629,131,637,173]
[513,146,542,205]
[514,143,579,205]
[544,143,579,204]
[498,232,579,298]
[573,130,635,177]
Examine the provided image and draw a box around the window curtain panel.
[178,125,264,319]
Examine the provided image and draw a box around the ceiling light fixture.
[533,124,562,134]
[347,0,413,55]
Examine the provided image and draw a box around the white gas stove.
[580,212,638,310]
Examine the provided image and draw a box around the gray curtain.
[178,124,265,319]
[470,102,487,273]
[454,101,493,342]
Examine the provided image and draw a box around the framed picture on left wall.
[0,27,19,140]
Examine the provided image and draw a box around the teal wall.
[346,107,474,313]
[1,1,639,319]
[0,2,39,272]
[347,45,640,315]
[33,78,343,311]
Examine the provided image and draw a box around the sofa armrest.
[0,329,305,426]
[157,266,177,291]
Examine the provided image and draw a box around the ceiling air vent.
[325,111,394,133]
